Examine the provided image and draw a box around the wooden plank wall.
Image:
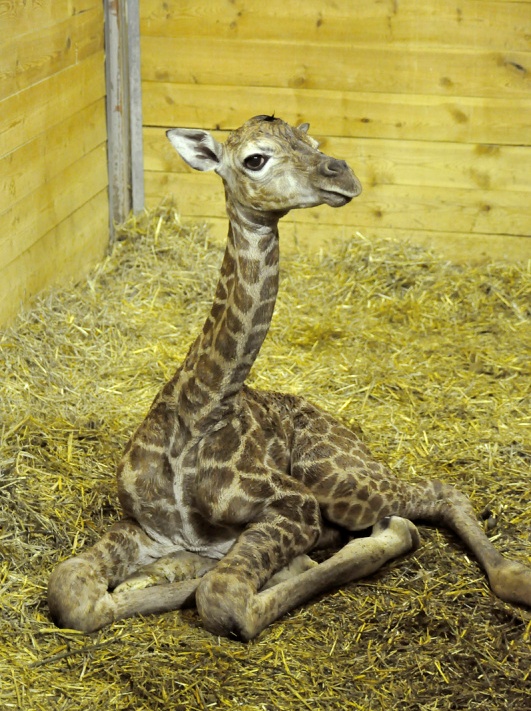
[0,0,109,325]
[140,0,531,262]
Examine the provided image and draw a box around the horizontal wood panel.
[140,0,531,51]
[142,83,531,146]
[0,189,109,326]
[0,6,104,100]
[169,215,531,263]
[0,0,100,36]
[0,3,109,325]
[329,138,530,193]
[144,171,531,237]
[144,128,531,193]
[139,0,531,263]
[141,37,531,100]
[1,99,106,212]
[0,144,108,272]
[376,229,531,264]
[0,51,106,159]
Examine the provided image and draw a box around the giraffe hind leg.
[290,401,531,610]
[418,481,531,608]
[261,554,318,590]
[114,550,218,593]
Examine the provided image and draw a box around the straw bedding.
[1,202,530,710]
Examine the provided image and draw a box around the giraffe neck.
[176,201,281,432]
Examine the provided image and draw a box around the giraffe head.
[167,116,361,219]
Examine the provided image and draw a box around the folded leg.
[197,516,420,640]
[48,519,176,632]
[115,550,218,593]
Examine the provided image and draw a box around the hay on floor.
[1,202,530,710]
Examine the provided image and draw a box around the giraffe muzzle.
[317,158,362,205]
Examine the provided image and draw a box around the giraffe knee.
[196,571,255,639]
[48,557,116,632]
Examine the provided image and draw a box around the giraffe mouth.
[320,189,357,207]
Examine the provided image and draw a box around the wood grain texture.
[0,0,109,325]
[0,0,100,36]
[0,51,105,159]
[0,144,108,273]
[140,0,531,51]
[144,171,531,239]
[0,5,104,100]
[3,0,530,326]
[144,128,531,193]
[142,83,531,146]
[140,0,531,263]
[0,190,108,326]
[1,99,106,211]
[141,36,530,100]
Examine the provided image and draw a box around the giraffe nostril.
[320,158,348,177]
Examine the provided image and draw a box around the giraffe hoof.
[115,551,218,594]
[114,574,160,594]
[262,554,318,590]
[489,559,531,608]
[372,516,421,553]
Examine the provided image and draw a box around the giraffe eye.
[243,154,268,171]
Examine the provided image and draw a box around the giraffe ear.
[166,128,223,172]
[297,122,310,133]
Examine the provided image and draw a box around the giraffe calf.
[48,116,531,639]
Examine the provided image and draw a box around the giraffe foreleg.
[48,519,173,632]
[195,499,322,638]
[196,515,419,640]
[261,525,344,590]
[241,516,420,641]
[261,554,318,590]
